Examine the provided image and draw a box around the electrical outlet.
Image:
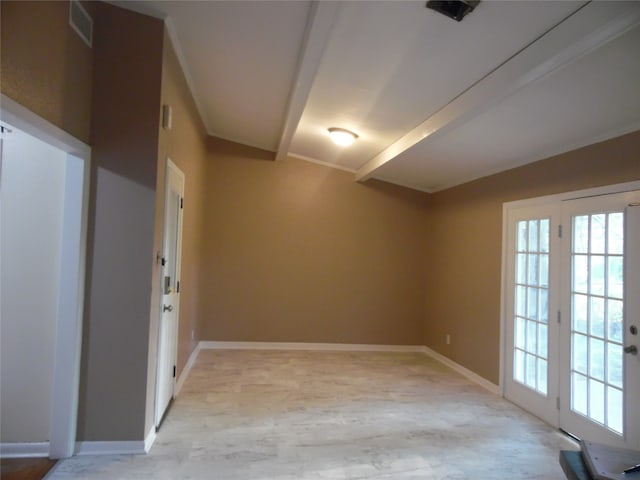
[446,334,451,345]
[191,329,195,340]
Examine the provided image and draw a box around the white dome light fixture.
[328,127,358,147]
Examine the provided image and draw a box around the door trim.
[1,94,91,459]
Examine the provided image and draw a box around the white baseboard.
[199,341,425,353]
[75,440,146,456]
[144,427,156,453]
[0,442,49,458]
[175,343,201,396]
[422,346,500,395]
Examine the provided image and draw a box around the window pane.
[607,387,623,434]
[573,216,589,253]
[589,337,604,381]
[590,297,605,338]
[538,323,548,359]
[540,219,549,253]
[573,294,588,333]
[590,214,606,254]
[607,343,623,388]
[528,254,539,285]
[608,213,623,255]
[526,353,536,388]
[607,299,623,343]
[539,288,548,323]
[608,256,623,299]
[526,320,537,353]
[516,286,527,317]
[528,220,539,252]
[514,349,525,383]
[527,287,538,319]
[517,221,528,252]
[517,253,527,284]
[515,317,526,349]
[573,333,588,374]
[573,255,588,293]
[589,379,605,424]
[539,254,549,287]
[537,358,548,395]
[590,255,605,296]
[572,372,588,415]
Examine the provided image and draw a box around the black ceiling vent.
[426,1,480,22]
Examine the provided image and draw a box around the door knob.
[624,345,638,355]
[163,304,173,313]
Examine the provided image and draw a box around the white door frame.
[0,94,91,458]
[500,180,640,431]
[154,158,185,428]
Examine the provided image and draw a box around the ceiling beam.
[275,1,341,162]
[355,1,640,182]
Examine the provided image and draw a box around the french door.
[503,187,640,449]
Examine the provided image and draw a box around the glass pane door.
[514,218,550,395]
[560,191,640,449]
[569,212,624,434]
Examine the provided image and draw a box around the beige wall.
[0,1,93,144]
[146,30,208,432]
[78,2,164,441]
[200,138,430,346]
[425,130,640,384]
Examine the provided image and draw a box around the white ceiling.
[111,0,640,192]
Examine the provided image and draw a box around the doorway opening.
[501,181,640,450]
[0,95,91,459]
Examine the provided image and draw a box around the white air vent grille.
[69,0,93,47]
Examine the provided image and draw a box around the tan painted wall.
[145,30,208,432]
[201,138,430,346]
[425,130,640,384]
[78,3,164,442]
[0,0,93,144]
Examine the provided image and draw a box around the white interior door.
[559,191,640,449]
[155,159,184,428]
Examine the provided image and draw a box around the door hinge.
[558,224,563,238]
[180,197,183,209]
[176,280,180,293]
[556,397,560,410]
[173,365,176,378]
[557,310,561,324]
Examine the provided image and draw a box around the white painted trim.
[0,95,90,158]
[1,94,91,460]
[144,428,157,453]
[503,180,640,210]
[175,343,201,396]
[75,441,147,456]
[367,174,434,194]
[0,442,50,458]
[356,1,640,182]
[199,341,425,353]
[422,346,501,395]
[275,1,341,162]
[288,153,356,173]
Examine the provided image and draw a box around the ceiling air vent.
[69,0,93,47]
[426,1,480,22]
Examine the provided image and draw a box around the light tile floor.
[48,350,575,479]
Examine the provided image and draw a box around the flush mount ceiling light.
[328,127,358,147]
